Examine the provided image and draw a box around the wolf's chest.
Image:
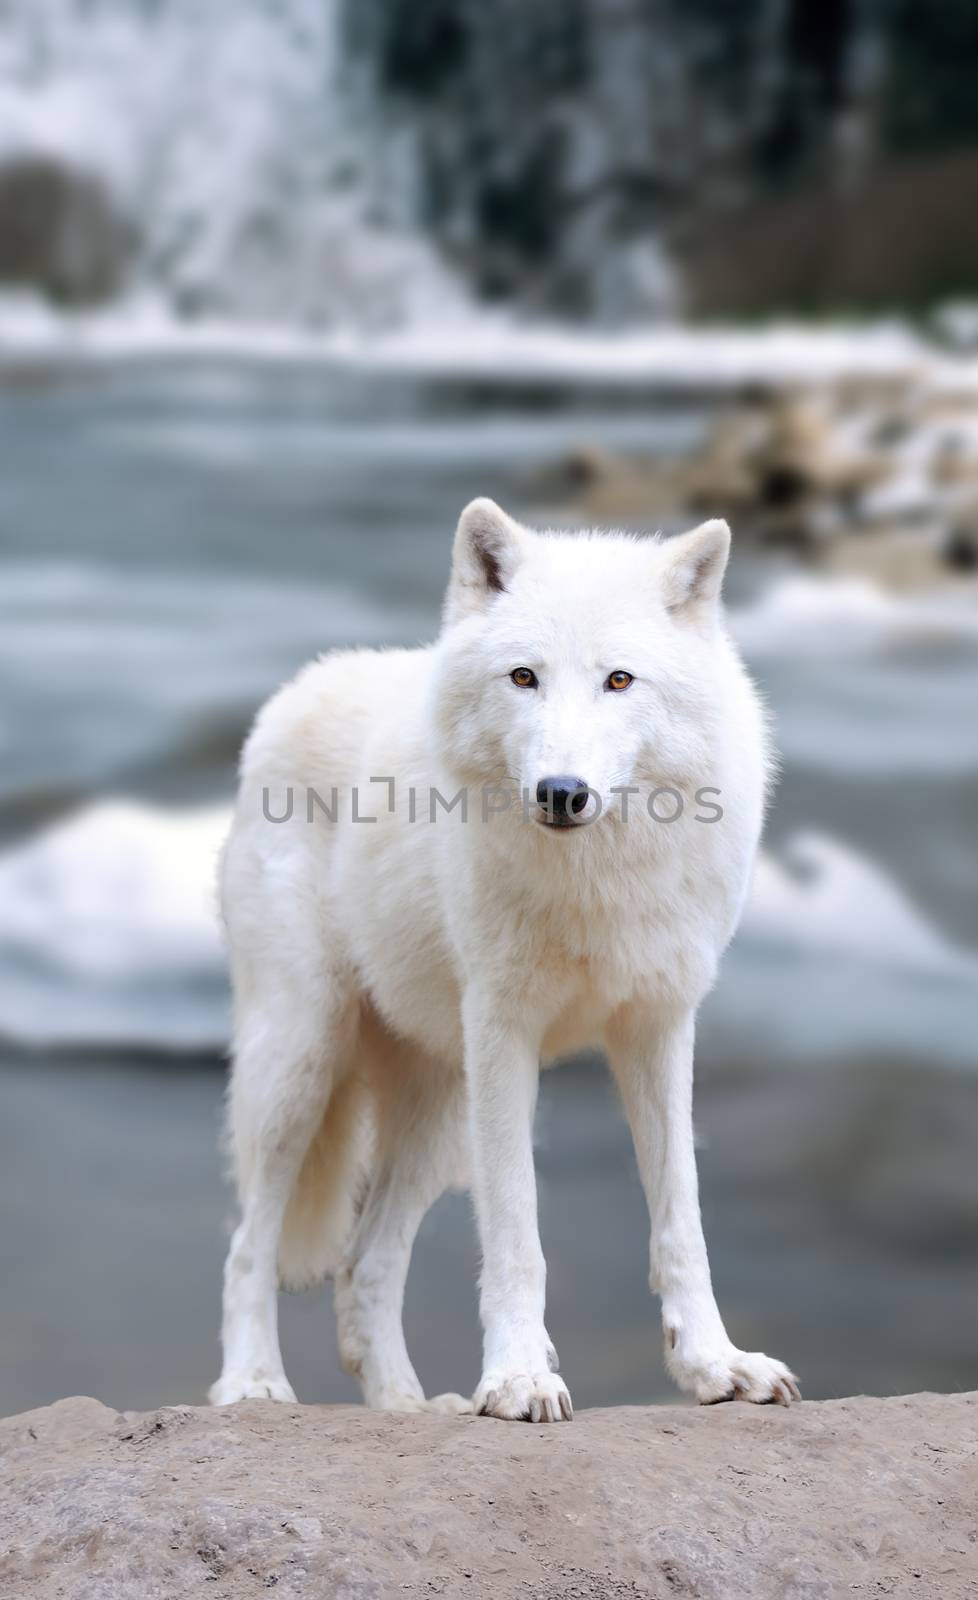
[508,832,737,1039]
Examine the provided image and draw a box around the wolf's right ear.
[443,498,529,625]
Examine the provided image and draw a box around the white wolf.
[210,499,798,1420]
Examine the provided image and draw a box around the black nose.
[536,776,589,820]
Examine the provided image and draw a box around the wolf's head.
[433,499,735,829]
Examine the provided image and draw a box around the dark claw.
[559,1392,573,1421]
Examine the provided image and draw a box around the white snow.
[729,573,978,659]
[745,831,978,982]
[0,800,230,1051]
[0,289,945,394]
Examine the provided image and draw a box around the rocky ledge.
[1,1392,975,1598]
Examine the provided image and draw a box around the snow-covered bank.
[0,291,956,394]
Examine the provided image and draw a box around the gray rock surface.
[2,1392,976,1597]
[0,156,132,305]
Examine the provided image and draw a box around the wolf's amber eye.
[510,667,538,689]
[605,670,633,692]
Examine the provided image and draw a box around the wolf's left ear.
[444,498,529,625]
[659,519,731,620]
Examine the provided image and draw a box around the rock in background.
[0,156,132,305]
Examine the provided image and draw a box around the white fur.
[210,499,799,1418]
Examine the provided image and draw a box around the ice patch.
[729,573,978,658]
[745,832,978,981]
[705,831,978,1070]
[0,800,231,1050]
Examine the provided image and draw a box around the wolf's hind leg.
[335,1053,470,1414]
[210,983,357,1406]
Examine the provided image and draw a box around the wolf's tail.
[276,1071,373,1290]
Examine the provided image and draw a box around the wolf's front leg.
[608,1007,799,1406]
[463,994,573,1422]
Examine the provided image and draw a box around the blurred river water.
[1,358,977,1414]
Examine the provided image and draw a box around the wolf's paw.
[671,1343,800,1407]
[208,1371,297,1405]
[474,1371,574,1422]
[427,1391,474,1416]
[367,1386,473,1415]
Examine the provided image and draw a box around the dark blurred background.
[1,0,977,1418]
